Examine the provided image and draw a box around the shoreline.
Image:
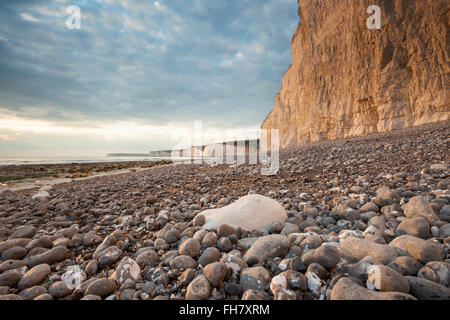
[0,160,172,192]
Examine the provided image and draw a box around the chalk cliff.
[261,0,449,148]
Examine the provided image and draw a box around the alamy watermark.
[66,5,81,30]
[367,5,381,30]
[64,4,381,31]
[170,122,280,176]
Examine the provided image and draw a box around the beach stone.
[72,278,95,297]
[54,227,78,239]
[402,196,439,223]
[366,265,409,293]
[237,237,258,251]
[440,205,450,216]
[85,259,98,276]
[224,282,242,296]
[241,289,270,300]
[406,276,450,300]
[193,230,208,242]
[440,224,450,237]
[306,263,327,279]
[217,224,237,237]
[110,257,141,285]
[176,268,195,287]
[396,216,430,239]
[281,223,300,235]
[48,281,72,299]
[179,269,196,287]
[17,264,51,290]
[145,195,158,206]
[32,190,50,201]
[273,287,297,300]
[217,237,232,252]
[0,294,24,300]
[389,235,444,263]
[217,198,230,207]
[170,255,197,270]
[119,289,135,300]
[8,226,37,240]
[340,237,397,264]
[331,278,416,300]
[154,238,168,251]
[185,275,210,300]
[25,237,53,251]
[19,286,47,300]
[136,250,159,268]
[24,246,68,268]
[204,262,228,287]
[198,247,221,267]
[201,195,287,232]
[82,233,100,247]
[0,239,31,255]
[240,267,271,292]
[281,270,307,291]
[85,278,117,298]
[361,202,379,212]
[81,294,102,300]
[33,293,54,301]
[53,238,70,248]
[0,286,9,295]
[430,163,449,173]
[160,251,178,265]
[302,244,341,269]
[321,216,336,227]
[1,246,27,261]
[338,229,364,240]
[368,216,386,231]
[69,234,84,248]
[243,234,290,265]
[193,214,205,227]
[97,246,123,269]
[431,226,440,237]
[202,232,218,248]
[0,270,22,287]
[93,234,117,259]
[0,260,26,273]
[26,247,48,259]
[221,253,247,279]
[178,238,201,258]
[270,273,288,295]
[417,261,450,286]
[338,256,382,281]
[164,229,180,244]
[388,256,423,276]
[376,187,400,204]
[140,281,157,298]
[305,271,323,296]
[300,234,322,250]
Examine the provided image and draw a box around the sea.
[0,156,173,166]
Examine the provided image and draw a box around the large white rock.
[201,194,287,232]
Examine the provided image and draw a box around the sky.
[0,0,299,157]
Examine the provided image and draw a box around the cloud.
[0,0,299,156]
[20,13,40,22]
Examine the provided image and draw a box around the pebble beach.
[0,121,449,300]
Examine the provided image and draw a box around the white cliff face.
[262,0,449,149]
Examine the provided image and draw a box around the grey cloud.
[0,0,299,128]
